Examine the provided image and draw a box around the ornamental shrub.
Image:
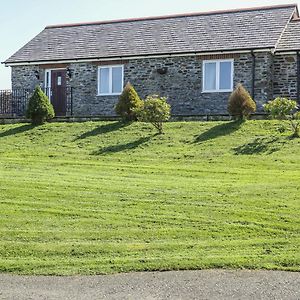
[115,82,143,121]
[135,95,171,134]
[264,97,300,138]
[228,84,256,120]
[263,97,298,119]
[26,86,54,125]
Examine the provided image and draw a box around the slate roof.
[277,20,300,51]
[4,4,298,64]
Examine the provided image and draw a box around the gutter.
[297,51,300,103]
[275,49,300,54]
[251,51,256,100]
[2,47,274,67]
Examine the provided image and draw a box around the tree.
[115,82,143,121]
[135,95,171,134]
[26,86,55,125]
[264,97,300,138]
[228,84,256,120]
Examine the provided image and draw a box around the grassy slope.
[0,120,299,275]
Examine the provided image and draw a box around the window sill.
[202,90,233,94]
[97,93,121,96]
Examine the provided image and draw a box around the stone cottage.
[3,4,300,117]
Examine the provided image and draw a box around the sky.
[1,0,299,89]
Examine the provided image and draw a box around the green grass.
[0,120,299,275]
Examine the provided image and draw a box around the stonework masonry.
[254,52,274,109]
[12,65,42,90]
[273,54,298,99]
[10,51,296,116]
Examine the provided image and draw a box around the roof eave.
[3,47,275,66]
[275,48,300,53]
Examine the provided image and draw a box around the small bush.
[228,84,256,120]
[263,97,298,119]
[115,82,143,121]
[264,97,299,138]
[135,95,171,134]
[26,86,54,125]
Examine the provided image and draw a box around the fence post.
[11,89,14,117]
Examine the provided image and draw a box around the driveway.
[0,270,299,300]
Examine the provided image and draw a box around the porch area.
[0,87,73,118]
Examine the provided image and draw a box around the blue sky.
[1,0,299,89]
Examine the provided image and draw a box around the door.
[50,70,67,116]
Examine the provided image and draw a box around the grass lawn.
[0,120,299,275]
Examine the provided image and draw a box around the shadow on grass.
[92,136,152,155]
[194,120,242,143]
[233,137,281,155]
[0,124,35,138]
[75,121,131,140]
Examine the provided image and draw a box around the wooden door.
[51,70,67,116]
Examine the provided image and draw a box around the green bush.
[264,97,300,138]
[115,82,143,121]
[228,84,256,120]
[263,97,298,119]
[135,95,171,134]
[26,86,55,125]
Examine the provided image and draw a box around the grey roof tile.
[277,20,300,51]
[4,5,297,64]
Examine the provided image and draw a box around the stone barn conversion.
[2,4,300,117]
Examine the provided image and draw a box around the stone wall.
[124,53,257,115]
[11,65,43,90]
[65,53,261,116]
[68,63,99,116]
[254,52,274,109]
[273,54,298,100]
[10,51,282,116]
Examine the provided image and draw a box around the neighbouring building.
[2,4,300,117]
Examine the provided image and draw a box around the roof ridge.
[45,3,297,29]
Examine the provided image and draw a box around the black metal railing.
[0,89,31,117]
[0,87,73,118]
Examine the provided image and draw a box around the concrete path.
[0,270,299,300]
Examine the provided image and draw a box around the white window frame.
[202,59,234,93]
[97,65,124,96]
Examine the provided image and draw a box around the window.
[98,65,124,95]
[203,60,233,92]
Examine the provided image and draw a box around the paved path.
[0,270,299,300]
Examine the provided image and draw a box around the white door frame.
[44,68,66,99]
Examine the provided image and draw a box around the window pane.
[100,68,109,94]
[219,61,232,90]
[46,72,50,88]
[112,67,123,94]
[204,63,216,91]
[45,72,51,97]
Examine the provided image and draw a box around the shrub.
[26,86,54,125]
[228,84,256,120]
[115,82,143,121]
[135,95,171,134]
[263,97,298,119]
[264,97,300,138]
